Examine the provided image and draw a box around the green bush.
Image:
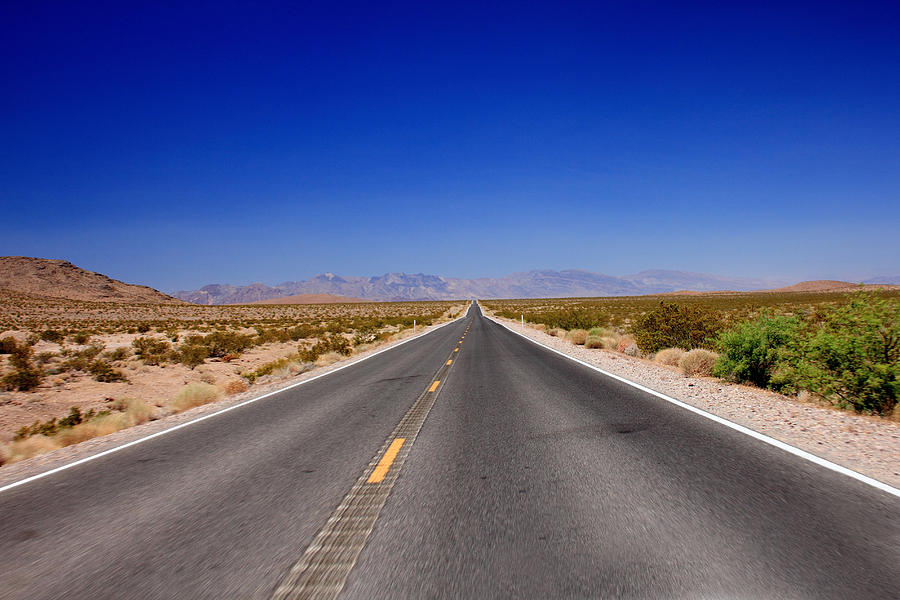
[2,344,43,391]
[791,293,898,415]
[327,334,352,356]
[132,337,171,365]
[201,331,254,358]
[177,344,209,369]
[632,302,722,353]
[88,359,128,382]
[3,367,43,391]
[713,315,799,389]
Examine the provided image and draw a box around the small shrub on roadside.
[102,347,131,362]
[584,335,605,349]
[225,379,248,395]
[713,315,799,390]
[566,329,589,345]
[791,293,898,415]
[1,435,60,464]
[109,398,154,425]
[679,349,719,377]
[654,348,685,367]
[615,335,636,353]
[14,406,100,439]
[599,336,619,350]
[171,382,222,412]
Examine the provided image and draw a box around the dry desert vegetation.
[482,287,900,420]
[0,287,467,464]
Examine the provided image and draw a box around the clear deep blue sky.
[2,1,898,292]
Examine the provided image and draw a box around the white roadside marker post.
[521,314,524,325]
[414,319,416,334]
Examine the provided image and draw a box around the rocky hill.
[0,257,181,304]
[768,280,899,293]
[174,269,792,304]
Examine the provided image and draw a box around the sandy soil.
[482,309,900,489]
[0,313,466,484]
[0,329,309,441]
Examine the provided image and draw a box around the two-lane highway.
[1,303,898,599]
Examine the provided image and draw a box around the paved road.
[1,304,898,599]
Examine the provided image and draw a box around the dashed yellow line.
[454,348,458,352]
[446,359,453,365]
[367,438,406,483]
[428,380,440,392]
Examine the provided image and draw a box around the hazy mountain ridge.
[174,269,794,304]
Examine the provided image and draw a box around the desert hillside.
[0,257,181,304]
[768,280,899,293]
[663,280,899,296]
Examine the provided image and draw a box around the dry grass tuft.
[599,336,619,350]
[655,348,686,367]
[679,349,719,377]
[566,329,589,345]
[314,351,343,366]
[171,382,222,413]
[547,328,566,338]
[2,435,61,464]
[584,335,605,349]
[224,379,248,395]
[616,336,636,353]
[55,414,128,445]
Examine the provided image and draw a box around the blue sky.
[2,1,898,292]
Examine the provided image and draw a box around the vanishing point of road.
[1,303,898,599]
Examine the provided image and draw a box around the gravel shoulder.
[483,312,900,489]
[0,315,464,488]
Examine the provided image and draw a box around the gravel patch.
[0,316,463,489]
[485,313,900,490]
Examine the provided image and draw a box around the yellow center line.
[428,380,440,392]
[446,359,453,365]
[367,438,406,483]
[454,348,458,352]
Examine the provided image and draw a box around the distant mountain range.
[174,269,799,304]
[1,257,895,305]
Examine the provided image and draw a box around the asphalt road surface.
[1,304,897,599]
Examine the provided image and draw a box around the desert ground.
[0,287,466,462]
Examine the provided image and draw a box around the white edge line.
[482,309,900,499]
[0,308,471,494]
